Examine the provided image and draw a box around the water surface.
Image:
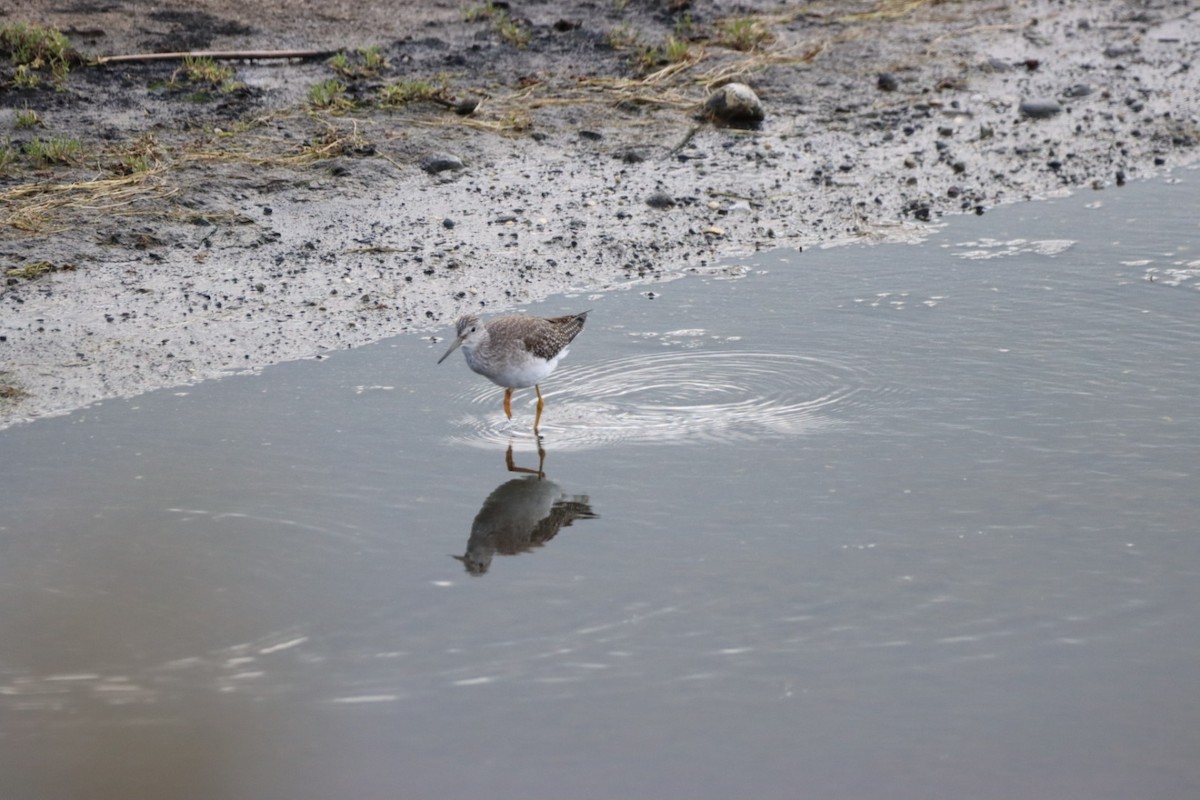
[2,174,1199,799]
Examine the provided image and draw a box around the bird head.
[437,314,483,363]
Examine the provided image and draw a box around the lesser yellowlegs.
[437,310,590,434]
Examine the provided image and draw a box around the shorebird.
[437,310,589,434]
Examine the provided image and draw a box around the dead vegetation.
[0,1,947,237]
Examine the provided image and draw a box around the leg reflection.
[505,442,546,478]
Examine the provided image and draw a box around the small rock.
[646,191,675,210]
[703,82,764,125]
[1019,99,1063,119]
[876,72,899,92]
[419,153,465,174]
[1062,83,1093,98]
[579,130,603,141]
[442,218,456,229]
[1104,43,1138,59]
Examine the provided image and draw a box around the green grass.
[360,46,386,72]
[1,22,74,88]
[633,44,664,73]
[608,27,691,73]
[329,46,389,79]
[376,78,444,108]
[308,78,353,110]
[327,51,353,75]
[664,36,691,63]
[14,107,41,129]
[110,133,162,175]
[606,24,639,50]
[169,56,243,95]
[714,17,774,51]
[0,139,19,170]
[463,3,530,48]
[24,135,82,164]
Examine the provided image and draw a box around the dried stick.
[94,49,336,65]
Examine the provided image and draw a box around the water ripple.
[447,350,889,451]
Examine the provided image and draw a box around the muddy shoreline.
[2,0,1198,429]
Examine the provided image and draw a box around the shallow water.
[2,173,1199,799]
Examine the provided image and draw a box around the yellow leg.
[503,388,513,420]
[533,384,545,435]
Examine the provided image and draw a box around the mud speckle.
[2,0,1200,428]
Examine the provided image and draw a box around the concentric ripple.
[447,351,890,451]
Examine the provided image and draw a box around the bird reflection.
[454,445,597,575]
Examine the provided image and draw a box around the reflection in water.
[455,446,598,575]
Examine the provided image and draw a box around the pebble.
[419,153,465,174]
[1062,84,1093,98]
[877,72,899,92]
[703,83,765,125]
[1019,99,1063,119]
[646,191,676,210]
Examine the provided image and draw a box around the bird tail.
[550,310,590,343]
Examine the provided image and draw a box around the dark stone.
[1019,99,1063,119]
[646,191,676,210]
[419,153,465,174]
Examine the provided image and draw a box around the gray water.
[2,173,1199,799]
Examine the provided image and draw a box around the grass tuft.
[714,17,774,51]
[24,136,82,165]
[308,78,353,110]
[14,106,42,129]
[168,56,244,96]
[1,22,75,88]
[463,3,530,48]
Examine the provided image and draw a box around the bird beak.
[437,336,464,364]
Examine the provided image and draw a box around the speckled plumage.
[437,310,590,434]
